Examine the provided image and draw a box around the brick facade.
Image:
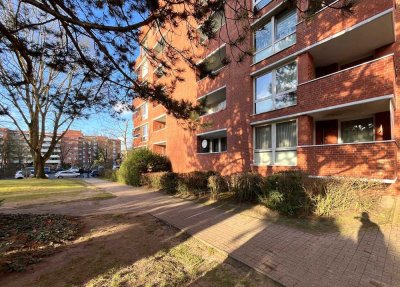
[133,0,399,185]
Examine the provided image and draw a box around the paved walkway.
[1,179,399,287]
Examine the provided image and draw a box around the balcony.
[297,55,394,112]
[298,141,397,180]
[298,1,393,48]
[198,86,227,116]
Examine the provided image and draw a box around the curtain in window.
[276,121,296,148]
[341,118,374,143]
[255,125,271,149]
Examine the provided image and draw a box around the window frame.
[253,9,297,63]
[253,119,298,166]
[141,102,148,120]
[338,116,375,144]
[253,61,298,115]
[141,123,149,142]
[197,136,228,154]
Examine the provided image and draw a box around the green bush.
[208,174,228,199]
[176,171,217,196]
[229,172,263,202]
[103,169,118,182]
[118,149,171,186]
[260,171,314,216]
[141,171,179,194]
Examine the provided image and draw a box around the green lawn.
[0,179,114,205]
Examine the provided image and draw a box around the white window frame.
[253,119,298,166]
[141,102,148,120]
[253,9,297,63]
[338,115,375,144]
[141,124,149,142]
[254,61,298,115]
[197,136,227,154]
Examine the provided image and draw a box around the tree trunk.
[34,153,47,179]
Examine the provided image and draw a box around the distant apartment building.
[0,128,121,169]
[133,0,399,185]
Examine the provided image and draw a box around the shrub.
[312,179,384,216]
[118,149,171,186]
[208,174,228,199]
[141,172,179,194]
[103,169,117,182]
[260,171,314,216]
[229,172,263,202]
[176,171,217,196]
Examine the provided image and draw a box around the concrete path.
[1,178,399,287]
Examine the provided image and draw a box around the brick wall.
[298,142,397,179]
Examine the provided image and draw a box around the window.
[141,102,148,120]
[142,124,149,142]
[255,61,297,114]
[254,10,296,63]
[141,58,149,78]
[340,117,374,143]
[154,38,165,54]
[198,136,227,153]
[254,120,297,166]
[253,0,273,11]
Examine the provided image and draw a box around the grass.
[0,179,114,205]
[0,214,280,287]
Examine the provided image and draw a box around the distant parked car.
[68,168,80,173]
[90,170,100,177]
[14,170,27,179]
[55,170,81,178]
[44,167,51,174]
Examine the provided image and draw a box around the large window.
[141,58,149,78]
[340,117,374,143]
[254,120,297,166]
[254,10,296,63]
[254,62,297,114]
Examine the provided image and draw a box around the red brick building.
[133,0,399,185]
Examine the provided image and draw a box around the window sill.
[197,151,227,155]
[251,163,297,167]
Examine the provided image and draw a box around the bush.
[103,169,117,182]
[208,174,228,199]
[141,172,179,194]
[176,171,217,196]
[312,179,384,216]
[229,172,263,202]
[118,149,171,186]
[260,171,314,216]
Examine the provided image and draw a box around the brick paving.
[1,179,399,287]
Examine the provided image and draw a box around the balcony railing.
[297,55,394,112]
